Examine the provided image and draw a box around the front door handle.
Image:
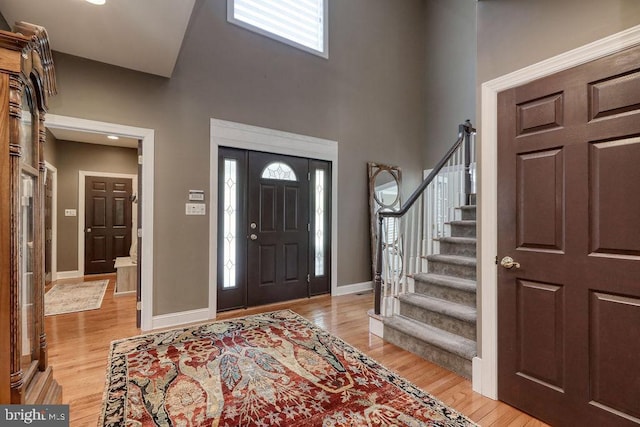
[86,228,92,233]
[250,234,258,241]
[500,256,520,269]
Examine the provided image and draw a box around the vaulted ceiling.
[0,0,196,78]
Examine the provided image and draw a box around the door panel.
[516,279,565,391]
[589,292,640,419]
[85,176,132,274]
[498,44,640,426]
[248,151,309,306]
[516,149,564,251]
[589,138,640,256]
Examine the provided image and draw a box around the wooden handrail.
[374,120,475,315]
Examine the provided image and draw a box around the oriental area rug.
[100,310,476,426]
[45,279,109,316]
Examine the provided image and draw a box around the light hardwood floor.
[45,275,547,426]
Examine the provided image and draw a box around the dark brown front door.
[85,176,132,274]
[497,45,640,426]
[247,151,309,306]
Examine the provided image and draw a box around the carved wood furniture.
[0,22,61,404]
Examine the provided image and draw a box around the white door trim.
[45,114,155,331]
[79,170,138,275]
[44,161,57,282]
[476,24,640,399]
[209,118,338,317]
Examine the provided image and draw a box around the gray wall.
[423,0,477,166]
[0,12,9,31]
[47,0,428,315]
[44,129,57,168]
[477,0,640,84]
[54,140,137,272]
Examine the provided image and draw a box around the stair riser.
[428,260,476,280]
[461,208,476,221]
[414,280,476,307]
[439,241,476,257]
[451,223,476,238]
[383,325,472,379]
[399,302,476,340]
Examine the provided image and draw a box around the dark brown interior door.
[85,176,132,275]
[247,151,309,306]
[497,45,640,426]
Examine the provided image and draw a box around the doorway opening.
[45,114,155,330]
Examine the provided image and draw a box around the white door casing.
[209,118,338,317]
[45,114,155,331]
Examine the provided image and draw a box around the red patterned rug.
[100,310,476,426]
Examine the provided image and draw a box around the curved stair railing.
[374,121,476,316]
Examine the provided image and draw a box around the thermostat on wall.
[189,190,205,201]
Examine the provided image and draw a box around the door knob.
[86,228,92,233]
[500,256,520,269]
[250,234,257,241]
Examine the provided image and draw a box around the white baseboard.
[56,270,82,280]
[333,281,373,296]
[114,290,136,297]
[151,308,210,331]
[368,312,383,338]
[472,356,483,394]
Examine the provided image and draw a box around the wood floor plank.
[45,275,547,426]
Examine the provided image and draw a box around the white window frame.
[227,0,329,58]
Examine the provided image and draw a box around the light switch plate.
[185,203,206,215]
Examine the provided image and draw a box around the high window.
[227,0,328,58]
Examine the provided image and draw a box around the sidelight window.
[223,159,238,288]
[314,169,325,275]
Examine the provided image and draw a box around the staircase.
[383,198,477,378]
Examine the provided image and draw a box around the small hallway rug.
[45,279,109,316]
[100,310,476,426]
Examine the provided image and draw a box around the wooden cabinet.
[0,22,61,404]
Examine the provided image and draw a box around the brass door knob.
[500,256,520,269]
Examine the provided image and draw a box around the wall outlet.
[185,203,206,215]
[64,209,77,217]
